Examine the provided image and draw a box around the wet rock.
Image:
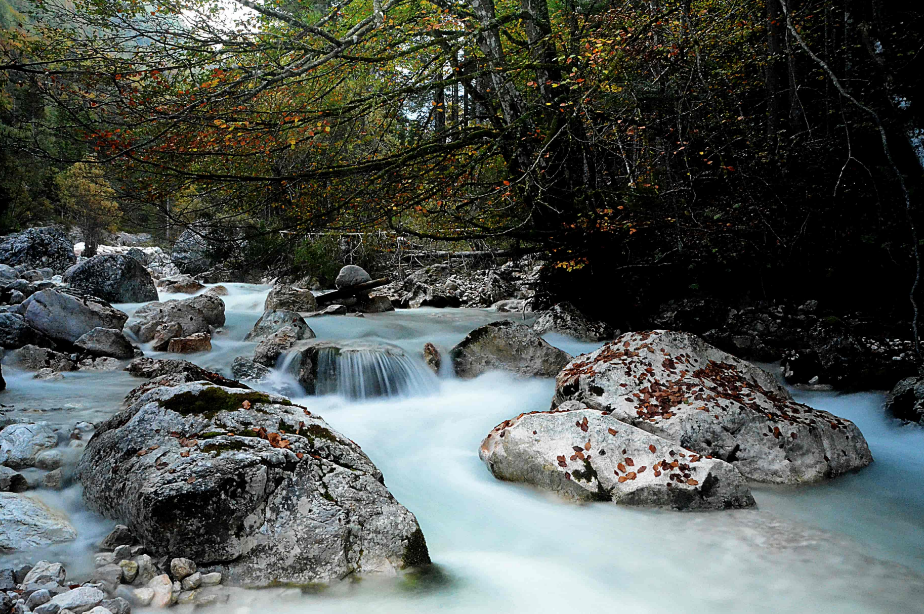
[170,229,213,275]
[885,376,924,423]
[23,562,66,586]
[335,265,372,289]
[532,302,614,342]
[99,526,135,551]
[0,422,57,468]
[492,299,527,313]
[77,382,430,586]
[35,449,63,470]
[230,357,271,384]
[0,312,54,350]
[554,330,873,484]
[480,400,754,510]
[166,332,211,354]
[423,343,441,374]
[0,495,77,551]
[244,310,314,343]
[0,227,75,274]
[14,290,128,346]
[34,368,64,381]
[99,598,130,614]
[125,295,224,343]
[450,320,571,379]
[125,358,245,389]
[204,285,228,297]
[43,469,63,490]
[159,276,204,295]
[198,572,221,587]
[264,284,318,313]
[0,466,28,492]
[150,323,183,352]
[0,263,18,280]
[25,589,52,610]
[180,572,200,591]
[39,586,106,614]
[304,304,347,317]
[91,565,122,595]
[74,328,135,360]
[63,255,157,303]
[10,346,78,373]
[356,295,394,313]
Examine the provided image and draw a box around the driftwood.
[316,278,390,304]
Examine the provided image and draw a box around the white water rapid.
[2,283,924,613]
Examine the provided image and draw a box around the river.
[3,283,924,613]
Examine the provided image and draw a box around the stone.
[189,586,227,606]
[0,568,14,591]
[146,575,173,608]
[230,357,271,383]
[0,312,54,350]
[40,587,106,614]
[0,466,28,492]
[480,400,754,510]
[34,368,63,381]
[244,310,314,343]
[532,302,614,342]
[0,227,75,274]
[112,545,131,562]
[25,590,52,610]
[90,565,121,595]
[99,597,130,614]
[357,295,394,313]
[166,332,212,354]
[9,346,77,373]
[129,556,155,587]
[35,450,64,470]
[553,330,873,484]
[63,255,157,304]
[74,329,135,360]
[0,423,57,469]
[304,304,347,317]
[117,562,137,585]
[885,376,924,423]
[252,322,315,367]
[125,295,224,343]
[23,562,66,586]
[264,284,318,312]
[43,469,63,490]
[450,320,572,379]
[0,494,77,551]
[99,525,134,551]
[198,573,221,587]
[77,382,430,587]
[14,290,127,346]
[423,343,441,374]
[94,553,115,568]
[170,229,213,275]
[127,588,153,607]
[78,357,123,372]
[159,275,204,295]
[150,323,183,352]
[0,263,18,280]
[169,559,195,582]
[179,572,200,591]
[335,265,372,289]
[204,285,228,297]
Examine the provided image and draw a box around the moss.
[162,387,290,419]
[198,431,227,439]
[279,420,297,435]
[201,439,251,454]
[299,423,338,443]
[402,528,431,567]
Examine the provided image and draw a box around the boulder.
[533,302,614,342]
[170,229,213,275]
[63,254,158,303]
[9,345,78,373]
[151,322,183,351]
[167,332,212,353]
[22,561,66,585]
[264,284,318,313]
[244,310,314,343]
[0,263,18,280]
[40,586,106,614]
[204,285,228,297]
[356,295,394,313]
[126,294,224,343]
[481,400,754,510]
[450,320,572,379]
[160,276,205,295]
[0,422,58,468]
[15,290,128,346]
[0,312,55,350]
[77,382,430,586]
[335,265,372,289]
[0,466,28,492]
[885,376,924,423]
[230,357,272,384]
[553,330,873,484]
[0,227,75,274]
[74,328,136,359]
[0,493,77,551]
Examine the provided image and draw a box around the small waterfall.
[315,345,439,399]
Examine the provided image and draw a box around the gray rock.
[21,270,44,282]
[94,553,115,568]
[0,423,57,469]
[244,310,313,343]
[15,290,127,346]
[230,357,271,383]
[112,545,131,562]
[480,400,754,510]
[885,376,924,423]
[35,450,64,470]
[117,562,137,585]
[450,320,572,379]
[532,302,614,342]
[125,295,224,343]
[0,264,18,280]
[357,295,394,313]
[124,587,152,607]
[99,598,130,614]
[26,589,52,610]
[264,284,318,313]
[129,556,155,587]
[74,329,135,360]
[77,382,430,587]
[198,572,221,587]
[7,289,24,305]
[179,571,200,591]
[0,228,75,274]
[0,568,14,591]
[0,313,54,350]
[43,469,64,490]
[0,466,28,492]
[34,368,64,381]
[62,255,157,304]
[0,593,9,614]
[159,275,204,295]
[23,562,66,587]
[9,346,77,373]
[168,559,195,582]
[0,494,76,551]
[150,322,183,352]
[335,265,371,289]
[166,332,211,354]
[304,304,347,317]
[252,322,315,367]
[553,330,874,484]
[91,565,122,595]
[39,586,106,614]
[170,229,212,275]
[146,575,172,608]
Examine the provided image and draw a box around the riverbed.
[3,283,924,613]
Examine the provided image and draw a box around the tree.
[55,161,121,256]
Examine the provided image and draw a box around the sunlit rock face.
[553,330,873,484]
[77,382,430,587]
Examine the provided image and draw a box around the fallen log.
[316,277,390,304]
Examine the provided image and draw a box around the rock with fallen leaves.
[480,401,754,510]
[77,382,430,586]
[450,320,571,379]
[553,330,873,483]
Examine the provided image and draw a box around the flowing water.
[3,283,924,613]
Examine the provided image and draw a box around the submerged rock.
[126,294,225,343]
[450,320,571,379]
[63,254,158,303]
[553,330,873,483]
[0,227,75,274]
[14,290,128,345]
[0,492,77,551]
[480,400,754,510]
[77,382,430,586]
[532,302,614,342]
